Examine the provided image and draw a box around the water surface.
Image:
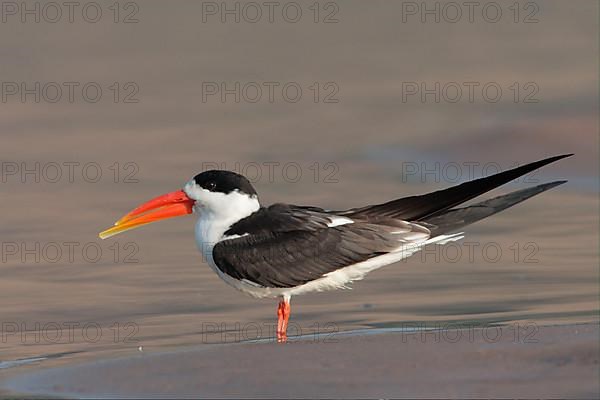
[0,0,597,373]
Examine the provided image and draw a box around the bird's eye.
[206,182,216,190]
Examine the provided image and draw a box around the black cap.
[193,170,258,196]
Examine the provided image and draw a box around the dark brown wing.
[212,204,429,288]
[343,154,571,221]
[212,155,571,288]
[419,180,567,236]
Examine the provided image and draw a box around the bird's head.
[99,170,259,239]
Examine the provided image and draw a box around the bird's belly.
[204,248,281,299]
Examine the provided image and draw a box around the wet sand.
[2,323,598,398]
[0,0,598,397]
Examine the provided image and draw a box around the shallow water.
[0,0,598,373]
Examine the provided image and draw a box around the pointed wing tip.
[534,154,573,170]
[541,180,568,189]
[554,153,574,160]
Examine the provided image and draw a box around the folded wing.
[212,155,571,288]
[212,204,429,288]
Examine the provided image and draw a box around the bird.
[99,154,571,343]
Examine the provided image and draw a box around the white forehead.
[184,179,205,199]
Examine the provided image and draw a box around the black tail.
[347,154,572,221]
[419,180,567,236]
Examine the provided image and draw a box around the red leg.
[276,298,291,343]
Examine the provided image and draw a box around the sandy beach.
[2,323,597,398]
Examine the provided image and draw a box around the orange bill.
[99,190,194,239]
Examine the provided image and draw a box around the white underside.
[203,230,464,299]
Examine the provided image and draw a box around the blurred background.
[0,0,597,367]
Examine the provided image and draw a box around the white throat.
[192,190,260,255]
